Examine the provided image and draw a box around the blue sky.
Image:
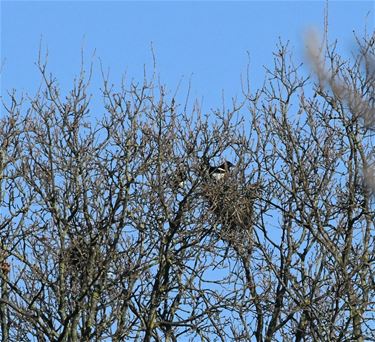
[1,1,374,113]
[1,2,374,338]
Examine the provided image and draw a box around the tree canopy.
[0,32,374,341]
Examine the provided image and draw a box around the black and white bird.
[207,160,234,180]
[173,162,188,189]
[174,159,234,189]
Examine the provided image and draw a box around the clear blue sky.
[1,1,374,113]
[1,2,374,338]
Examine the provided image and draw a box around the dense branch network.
[0,34,374,341]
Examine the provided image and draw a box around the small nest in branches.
[63,239,92,270]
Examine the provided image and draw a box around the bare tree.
[0,31,374,341]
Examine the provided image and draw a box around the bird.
[208,160,234,180]
[173,163,188,189]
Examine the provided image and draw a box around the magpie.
[208,160,234,180]
[173,163,188,189]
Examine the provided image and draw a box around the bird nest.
[203,180,260,249]
[63,239,92,269]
